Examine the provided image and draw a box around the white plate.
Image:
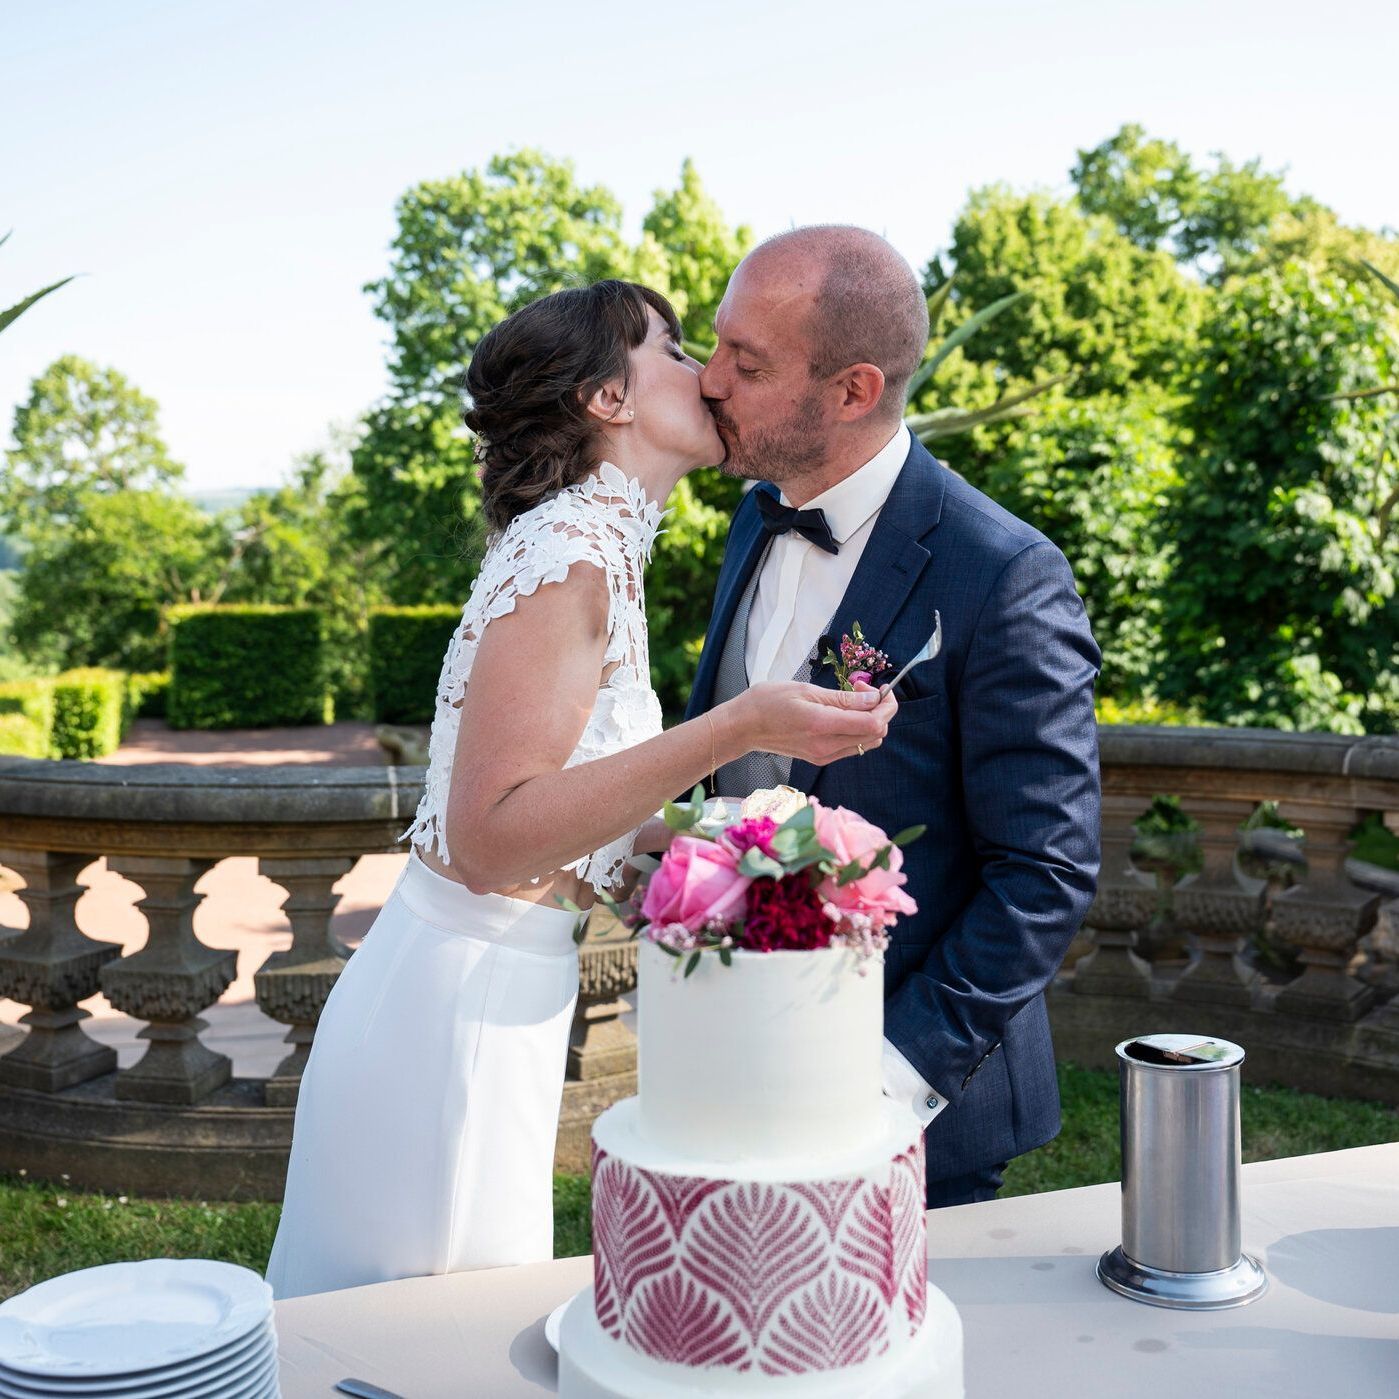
[544,1293,579,1354]
[0,1323,274,1395]
[0,1348,272,1399]
[0,1262,272,1379]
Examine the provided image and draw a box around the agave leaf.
[0,230,11,250]
[908,373,1071,441]
[1322,384,1399,402]
[906,289,1030,401]
[926,276,955,339]
[0,275,75,335]
[1360,259,1399,303]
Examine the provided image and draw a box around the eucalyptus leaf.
[663,798,700,832]
[718,945,732,967]
[684,949,701,978]
[779,804,816,835]
[739,848,784,879]
[892,824,927,847]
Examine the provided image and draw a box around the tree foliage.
[2,355,184,536]
[1158,263,1399,732]
[931,186,1205,398]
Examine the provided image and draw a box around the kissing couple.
[266,225,1102,1300]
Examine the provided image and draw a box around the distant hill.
[186,486,266,514]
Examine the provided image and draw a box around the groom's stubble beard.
[711,386,831,491]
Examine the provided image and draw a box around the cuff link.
[925,1094,940,1111]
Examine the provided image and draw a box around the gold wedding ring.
[857,742,865,757]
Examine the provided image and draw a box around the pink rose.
[848,670,873,687]
[811,800,918,927]
[641,836,751,932]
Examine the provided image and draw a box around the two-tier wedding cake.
[557,789,964,1398]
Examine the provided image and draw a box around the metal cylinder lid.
[1115,1034,1245,1071]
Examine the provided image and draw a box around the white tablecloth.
[274,1142,1399,1398]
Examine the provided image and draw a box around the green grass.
[2,1064,1396,1300]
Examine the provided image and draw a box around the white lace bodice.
[402,461,667,894]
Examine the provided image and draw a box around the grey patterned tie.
[709,545,823,800]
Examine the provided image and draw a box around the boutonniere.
[821,622,894,691]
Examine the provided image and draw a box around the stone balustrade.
[1,726,1396,1198]
[1055,727,1399,1100]
[0,757,638,1195]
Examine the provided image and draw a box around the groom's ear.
[833,363,887,422]
[583,377,629,425]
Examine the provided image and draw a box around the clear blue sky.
[3,0,1395,492]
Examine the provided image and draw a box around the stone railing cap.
[0,758,427,825]
[1098,727,1399,782]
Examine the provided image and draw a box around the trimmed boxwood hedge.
[367,606,460,724]
[50,668,128,758]
[126,670,171,720]
[0,672,132,759]
[167,606,328,730]
[0,679,55,757]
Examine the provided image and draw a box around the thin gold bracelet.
[704,711,717,797]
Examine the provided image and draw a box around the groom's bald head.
[744,226,929,419]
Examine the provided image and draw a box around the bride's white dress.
[265,463,665,1299]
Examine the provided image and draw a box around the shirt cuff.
[882,1038,948,1128]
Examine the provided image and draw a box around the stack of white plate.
[0,1259,278,1398]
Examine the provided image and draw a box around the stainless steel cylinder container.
[1097,1033,1267,1309]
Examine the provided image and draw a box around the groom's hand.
[735,679,897,766]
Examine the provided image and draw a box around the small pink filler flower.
[810,800,918,928]
[640,835,751,933]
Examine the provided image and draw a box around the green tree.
[931,187,1205,398]
[642,159,753,342]
[973,389,1183,699]
[1072,124,1294,282]
[1159,262,1399,733]
[10,490,226,672]
[2,355,184,536]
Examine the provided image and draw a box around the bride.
[265,280,897,1299]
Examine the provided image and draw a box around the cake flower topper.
[566,788,925,979]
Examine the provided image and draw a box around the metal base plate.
[1097,1245,1268,1310]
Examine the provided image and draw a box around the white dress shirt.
[743,421,948,1129]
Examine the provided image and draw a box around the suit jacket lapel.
[686,484,777,719]
[788,436,947,792]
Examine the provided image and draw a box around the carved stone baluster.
[253,856,356,1106]
[568,936,640,1080]
[1071,796,1155,997]
[1169,798,1263,1007]
[556,929,639,1173]
[0,849,120,1090]
[1271,805,1379,1020]
[100,857,235,1103]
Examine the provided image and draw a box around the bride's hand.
[725,679,897,766]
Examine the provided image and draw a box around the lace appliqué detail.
[401,462,666,895]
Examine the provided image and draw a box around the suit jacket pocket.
[888,690,944,728]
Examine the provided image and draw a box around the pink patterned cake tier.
[590,1132,927,1377]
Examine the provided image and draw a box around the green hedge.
[126,670,171,720]
[0,712,47,758]
[50,668,128,758]
[168,606,328,729]
[0,679,55,756]
[367,606,459,724]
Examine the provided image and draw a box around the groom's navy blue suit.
[684,435,1102,1196]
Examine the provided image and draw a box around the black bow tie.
[755,489,839,555]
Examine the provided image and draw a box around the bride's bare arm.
[445,561,895,893]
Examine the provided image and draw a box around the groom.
[686,226,1102,1208]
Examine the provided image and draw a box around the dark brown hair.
[465,280,683,531]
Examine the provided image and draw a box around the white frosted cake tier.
[637,942,884,1165]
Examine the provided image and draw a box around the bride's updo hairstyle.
[465,279,683,532]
